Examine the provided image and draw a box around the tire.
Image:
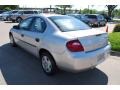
[40,52,57,75]
[16,17,22,23]
[9,34,17,47]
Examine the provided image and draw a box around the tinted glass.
[49,16,91,32]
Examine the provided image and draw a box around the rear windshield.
[86,15,97,19]
[49,16,91,32]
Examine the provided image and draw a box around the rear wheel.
[40,52,57,75]
[9,34,17,47]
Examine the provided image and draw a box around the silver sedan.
[9,14,111,75]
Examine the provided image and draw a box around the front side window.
[19,18,33,30]
[49,16,91,32]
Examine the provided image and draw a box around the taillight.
[66,40,84,52]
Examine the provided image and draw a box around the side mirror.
[13,25,19,29]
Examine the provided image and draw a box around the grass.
[109,32,120,52]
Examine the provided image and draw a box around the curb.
[110,50,120,56]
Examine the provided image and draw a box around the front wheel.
[40,52,57,75]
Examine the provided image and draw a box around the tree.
[81,8,97,14]
[81,8,89,14]
[0,5,19,10]
[55,5,72,15]
[106,5,117,18]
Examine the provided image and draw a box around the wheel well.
[39,48,58,68]
[39,49,53,57]
[39,49,56,63]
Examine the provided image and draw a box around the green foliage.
[113,9,120,18]
[4,7,11,10]
[80,8,97,14]
[113,24,120,32]
[0,5,19,10]
[106,5,117,17]
[109,32,120,51]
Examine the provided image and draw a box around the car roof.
[85,14,101,16]
[41,13,62,17]
[67,14,83,16]
[19,10,40,11]
[33,13,63,18]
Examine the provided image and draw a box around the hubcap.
[42,56,52,73]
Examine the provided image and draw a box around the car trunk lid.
[63,29,108,52]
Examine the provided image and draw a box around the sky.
[0,0,120,11]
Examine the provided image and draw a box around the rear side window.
[49,16,91,32]
[31,17,46,33]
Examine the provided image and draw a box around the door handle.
[35,38,40,42]
[21,34,24,37]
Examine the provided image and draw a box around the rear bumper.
[53,44,111,72]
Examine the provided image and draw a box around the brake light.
[66,40,84,52]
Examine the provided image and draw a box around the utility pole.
[50,5,52,13]
[88,5,89,14]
